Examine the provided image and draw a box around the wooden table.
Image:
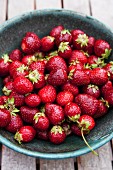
[0,0,113,170]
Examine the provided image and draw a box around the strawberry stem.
[81,128,98,156]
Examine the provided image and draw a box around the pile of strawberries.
[0,25,113,148]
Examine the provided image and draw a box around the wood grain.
[1,146,36,170]
[63,0,90,15]
[0,0,7,24]
[8,0,34,19]
[40,159,75,170]
[77,143,112,170]
[36,0,61,9]
[90,0,113,28]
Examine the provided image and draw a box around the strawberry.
[29,60,45,73]
[21,32,41,54]
[61,82,79,96]
[3,75,13,85]
[69,50,88,64]
[9,60,22,77]
[9,91,25,107]
[25,94,41,107]
[49,125,66,144]
[68,60,84,72]
[46,56,67,72]
[55,29,72,46]
[94,39,111,59]
[84,36,95,54]
[22,55,37,66]
[93,99,109,118]
[0,54,12,77]
[69,69,90,86]
[58,42,72,59]
[73,33,89,50]
[13,76,33,95]
[104,89,113,106]
[89,68,108,86]
[14,126,36,143]
[79,115,95,131]
[75,94,99,116]
[2,81,14,96]
[64,102,81,122]
[56,91,74,106]
[38,85,56,103]
[103,62,113,81]
[101,81,113,97]
[45,104,65,125]
[47,68,68,86]
[71,29,84,37]
[71,123,87,136]
[0,96,8,105]
[12,64,29,79]
[87,55,99,65]
[9,49,22,61]
[20,106,39,123]
[0,109,11,127]
[82,84,100,99]
[41,36,55,52]
[28,70,45,89]
[50,25,64,38]
[62,122,72,136]
[5,114,23,133]
[33,112,50,131]
[37,130,49,140]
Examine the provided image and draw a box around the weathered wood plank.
[8,0,34,19]
[77,143,112,170]
[36,0,61,9]
[63,0,90,15]
[0,0,7,24]
[90,0,113,28]
[40,159,75,170]
[1,146,36,170]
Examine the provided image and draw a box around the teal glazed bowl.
[0,9,113,159]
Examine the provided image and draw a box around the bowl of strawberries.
[0,9,113,159]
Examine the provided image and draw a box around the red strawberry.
[87,55,99,65]
[29,60,45,73]
[103,62,113,81]
[94,39,111,58]
[84,36,95,54]
[2,81,14,96]
[55,29,72,46]
[64,102,81,122]
[93,99,109,118]
[9,60,22,77]
[82,84,100,99]
[49,125,66,144]
[0,54,12,77]
[41,36,55,52]
[37,130,49,140]
[45,104,65,125]
[75,94,99,116]
[73,33,89,50]
[71,123,87,136]
[69,50,88,64]
[89,68,108,86]
[58,42,72,59]
[20,106,39,123]
[69,69,90,86]
[79,115,95,131]
[101,81,113,97]
[33,112,50,131]
[9,91,25,107]
[61,82,79,96]
[22,55,37,66]
[25,94,41,107]
[13,76,33,94]
[46,56,67,72]
[71,29,84,37]
[12,64,29,79]
[0,109,11,127]
[104,89,113,106]
[0,96,8,105]
[21,32,41,54]
[47,68,68,86]
[56,91,74,106]
[62,122,72,136]
[50,25,64,38]
[5,114,23,133]
[9,49,22,61]
[28,70,45,89]
[3,75,13,85]
[68,60,84,72]
[14,126,36,143]
[38,85,56,103]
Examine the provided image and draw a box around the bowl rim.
[0,9,113,159]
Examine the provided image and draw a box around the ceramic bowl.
[0,9,113,159]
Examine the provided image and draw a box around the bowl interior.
[0,9,113,158]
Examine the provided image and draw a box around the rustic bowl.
[0,9,113,159]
